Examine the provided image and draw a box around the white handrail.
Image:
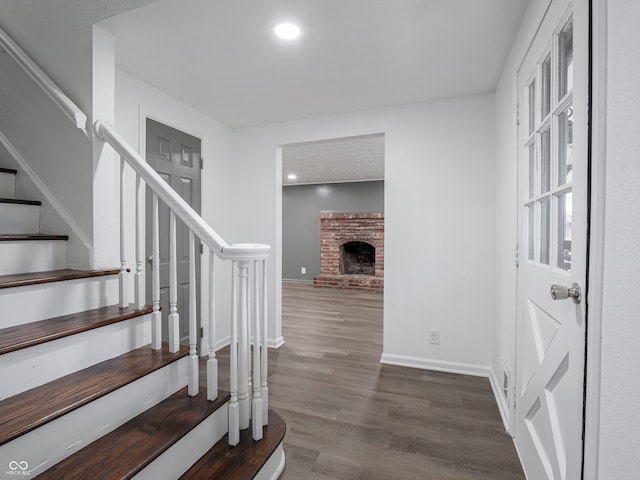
[94,120,270,260]
[0,25,88,138]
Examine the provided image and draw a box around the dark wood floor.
[218,283,525,480]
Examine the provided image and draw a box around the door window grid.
[524,14,574,272]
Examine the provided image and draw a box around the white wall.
[234,94,497,371]
[595,0,640,477]
[114,69,236,350]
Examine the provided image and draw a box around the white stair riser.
[134,404,229,480]
[0,314,151,400]
[0,276,119,328]
[0,202,40,233]
[0,240,66,275]
[0,172,16,198]
[255,444,286,480]
[0,357,189,478]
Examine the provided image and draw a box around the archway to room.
[279,133,385,352]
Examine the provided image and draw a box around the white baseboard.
[269,336,285,349]
[379,353,490,377]
[209,335,285,353]
[489,368,511,433]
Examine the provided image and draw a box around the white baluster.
[252,259,263,440]
[151,193,161,350]
[228,261,240,446]
[168,211,179,353]
[119,158,128,308]
[188,231,199,396]
[237,260,250,430]
[207,249,218,401]
[261,258,269,425]
[134,174,145,310]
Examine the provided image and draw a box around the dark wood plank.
[0,234,69,241]
[0,344,188,447]
[37,386,230,480]
[212,283,525,480]
[0,168,18,175]
[0,197,40,205]
[180,409,286,480]
[0,268,118,289]
[0,304,153,355]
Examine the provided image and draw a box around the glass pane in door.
[528,144,535,198]
[557,191,572,271]
[527,204,535,261]
[528,79,536,135]
[540,198,550,265]
[541,54,551,119]
[559,17,574,100]
[558,106,574,186]
[541,128,551,193]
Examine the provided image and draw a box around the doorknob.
[147,255,154,266]
[549,282,581,304]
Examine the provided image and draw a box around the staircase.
[0,167,285,479]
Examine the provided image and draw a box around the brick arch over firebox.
[313,212,384,292]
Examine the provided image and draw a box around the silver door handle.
[147,255,154,266]
[550,283,581,304]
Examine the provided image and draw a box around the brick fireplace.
[313,212,384,292]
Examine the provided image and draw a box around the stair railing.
[0,25,89,139]
[1,23,270,444]
[94,120,270,444]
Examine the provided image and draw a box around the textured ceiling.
[99,0,528,128]
[282,134,384,185]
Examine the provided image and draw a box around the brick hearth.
[313,212,384,292]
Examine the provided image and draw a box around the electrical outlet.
[301,267,306,274]
[429,329,440,345]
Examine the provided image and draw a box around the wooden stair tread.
[181,409,286,480]
[37,386,230,480]
[0,167,18,175]
[0,304,153,355]
[0,197,41,205]
[0,268,118,289]
[0,344,189,447]
[0,234,69,242]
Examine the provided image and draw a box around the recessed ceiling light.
[274,22,301,41]
[287,173,298,180]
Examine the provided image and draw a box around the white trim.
[0,129,93,252]
[489,368,511,432]
[212,335,285,352]
[583,0,607,477]
[380,353,490,378]
[269,336,285,349]
[254,444,286,480]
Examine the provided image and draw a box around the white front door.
[515,0,589,478]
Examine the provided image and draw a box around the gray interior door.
[145,118,202,346]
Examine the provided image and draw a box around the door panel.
[145,118,202,345]
[515,1,588,478]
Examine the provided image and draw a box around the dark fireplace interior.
[340,241,375,275]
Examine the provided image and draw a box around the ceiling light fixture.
[287,173,298,180]
[274,22,301,41]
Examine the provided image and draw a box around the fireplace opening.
[340,241,375,275]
